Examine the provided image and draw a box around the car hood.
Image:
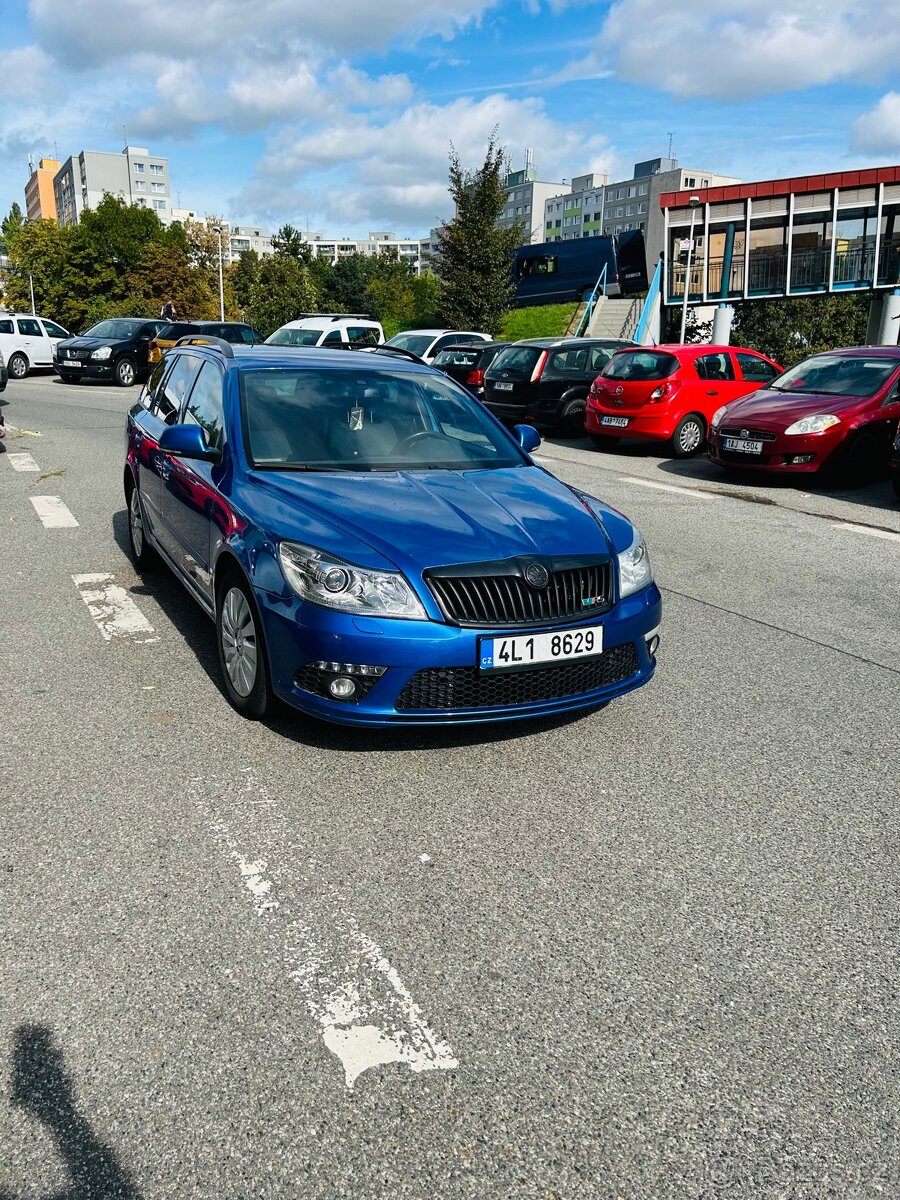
[58,336,129,350]
[721,388,869,424]
[243,466,623,577]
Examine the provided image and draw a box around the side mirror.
[159,423,220,463]
[513,423,541,454]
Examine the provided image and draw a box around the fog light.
[328,676,357,699]
[645,626,660,660]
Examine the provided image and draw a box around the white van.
[264,313,384,349]
[0,312,71,378]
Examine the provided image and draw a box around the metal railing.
[634,257,662,344]
[573,264,608,337]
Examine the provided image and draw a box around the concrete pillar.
[711,303,734,345]
[866,294,885,345]
[876,289,900,346]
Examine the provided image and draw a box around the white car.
[384,328,491,365]
[265,314,384,349]
[0,312,71,379]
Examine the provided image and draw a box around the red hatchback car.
[708,347,900,483]
[585,344,783,457]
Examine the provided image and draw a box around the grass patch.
[499,302,580,341]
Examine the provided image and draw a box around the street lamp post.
[678,195,701,343]
[212,225,225,321]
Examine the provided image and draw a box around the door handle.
[706,390,719,396]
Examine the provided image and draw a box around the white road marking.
[831,522,900,543]
[30,496,79,528]
[72,573,157,641]
[617,475,719,500]
[7,452,40,472]
[215,823,458,1091]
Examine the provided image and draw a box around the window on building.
[685,176,696,188]
[615,207,624,218]
[626,205,635,216]
[617,188,625,199]
[554,219,561,227]
[151,182,165,193]
[134,180,145,191]
[701,178,709,187]
[153,200,166,210]
[639,221,645,231]
[638,202,647,213]
[150,164,164,175]
[134,163,144,173]
[628,186,637,198]
[639,183,648,195]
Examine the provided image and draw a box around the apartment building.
[301,231,424,272]
[53,146,171,226]
[499,161,570,245]
[24,157,60,222]
[543,158,741,263]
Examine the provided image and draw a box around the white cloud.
[3,46,56,100]
[852,92,900,155]
[558,0,900,100]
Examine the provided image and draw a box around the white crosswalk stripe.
[30,496,79,528]
[72,573,158,641]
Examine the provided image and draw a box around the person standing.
[159,299,177,321]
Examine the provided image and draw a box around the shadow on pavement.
[110,510,599,754]
[8,1024,140,1199]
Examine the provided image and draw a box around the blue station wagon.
[124,339,662,726]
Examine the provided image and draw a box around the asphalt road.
[1,373,897,1200]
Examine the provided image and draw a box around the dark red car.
[585,344,782,458]
[708,347,900,484]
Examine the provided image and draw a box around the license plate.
[493,381,514,391]
[723,437,762,454]
[65,360,82,367]
[480,625,603,672]
[601,416,629,427]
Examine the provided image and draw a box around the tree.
[271,224,312,264]
[245,254,319,336]
[230,249,260,311]
[434,133,525,334]
[124,240,219,320]
[730,294,870,368]
[183,216,227,271]
[0,202,24,255]
[2,217,75,324]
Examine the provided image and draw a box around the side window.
[16,318,43,337]
[322,330,342,345]
[545,348,588,379]
[695,352,735,382]
[182,362,225,449]
[589,346,615,373]
[41,320,68,339]
[152,353,203,426]
[138,323,161,341]
[433,335,459,354]
[735,352,778,382]
[143,358,169,409]
[239,326,256,344]
[0,320,14,335]
[347,326,379,345]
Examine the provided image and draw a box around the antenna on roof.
[667,131,674,158]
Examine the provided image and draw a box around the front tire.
[216,576,271,718]
[8,353,28,380]
[829,431,881,488]
[559,399,587,438]
[115,357,137,387]
[671,413,706,458]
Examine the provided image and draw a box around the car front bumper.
[54,358,117,380]
[708,427,843,472]
[256,585,662,726]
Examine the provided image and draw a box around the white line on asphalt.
[72,572,158,641]
[831,522,900,543]
[214,822,459,1091]
[7,452,40,472]
[616,475,719,500]
[30,496,79,528]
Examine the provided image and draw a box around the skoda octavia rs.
[124,339,661,726]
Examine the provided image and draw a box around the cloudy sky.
[3,0,900,238]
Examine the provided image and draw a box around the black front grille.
[426,560,611,627]
[720,426,778,442]
[396,642,639,711]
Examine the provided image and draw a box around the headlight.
[711,405,727,428]
[617,530,652,599]
[90,345,112,360]
[278,541,426,620]
[784,413,840,436]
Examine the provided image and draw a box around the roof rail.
[291,312,373,321]
[350,344,424,364]
[173,335,235,357]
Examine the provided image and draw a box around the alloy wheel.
[129,487,144,557]
[678,419,703,454]
[220,587,258,698]
[9,354,28,379]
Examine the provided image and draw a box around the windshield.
[385,333,435,356]
[82,319,145,340]
[266,327,324,346]
[489,346,542,376]
[240,367,526,471]
[771,354,900,397]
[602,350,679,381]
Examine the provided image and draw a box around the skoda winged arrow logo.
[524,562,550,589]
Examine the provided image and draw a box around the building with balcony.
[24,157,60,222]
[660,165,900,307]
[53,146,171,226]
[301,231,425,272]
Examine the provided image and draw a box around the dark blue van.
[512,232,648,307]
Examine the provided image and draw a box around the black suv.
[431,341,511,399]
[54,317,167,387]
[483,337,635,436]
